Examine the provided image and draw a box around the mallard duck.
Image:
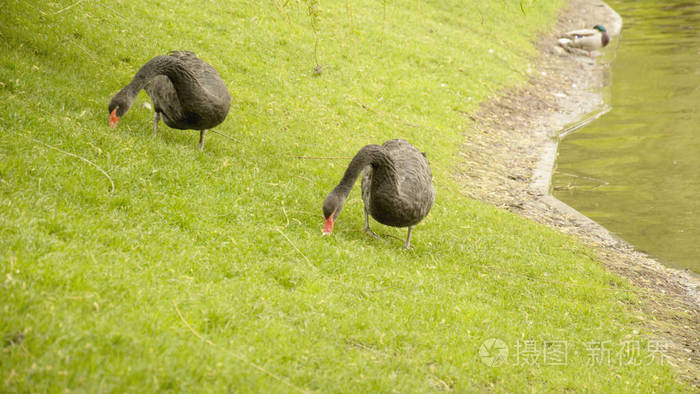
[558,25,610,57]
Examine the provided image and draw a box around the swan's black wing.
[367,139,435,227]
[144,52,231,130]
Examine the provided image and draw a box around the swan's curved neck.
[333,144,396,197]
[123,55,203,103]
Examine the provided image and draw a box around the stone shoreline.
[458,0,699,385]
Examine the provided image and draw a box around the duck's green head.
[593,25,607,33]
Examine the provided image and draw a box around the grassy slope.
[0,0,688,392]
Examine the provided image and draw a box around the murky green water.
[553,0,700,273]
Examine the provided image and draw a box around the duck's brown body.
[558,25,610,56]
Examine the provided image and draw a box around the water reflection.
[553,0,700,272]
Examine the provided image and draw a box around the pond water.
[552,0,700,273]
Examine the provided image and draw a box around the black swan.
[322,139,435,249]
[108,51,231,150]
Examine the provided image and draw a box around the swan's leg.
[363,206,378,238]
[153,112,160,137]
[403,227,413,250]
[198,130,207,151]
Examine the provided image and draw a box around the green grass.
[0,0,690,392]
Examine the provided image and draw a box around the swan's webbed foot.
[402,227,413,250]
[363,210,378,238]
[364,226,379,239]
[198,130,207,151]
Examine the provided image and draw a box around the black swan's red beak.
[109,109,119,128]
[322,216,334,235]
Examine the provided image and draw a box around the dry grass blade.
[275,228,316,270]
[209,129,240,144]
[17,132,115,193]
[172,301,311,394]
[51,0,88,15]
